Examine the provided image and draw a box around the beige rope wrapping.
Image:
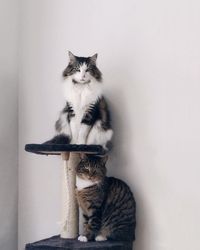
[60,153,79,238]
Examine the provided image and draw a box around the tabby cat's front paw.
[95,235,107,241]
[78,235,88,242]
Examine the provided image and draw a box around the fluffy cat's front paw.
[77,140,86,145]
[95,235,107,241]
[78,235,88,242]
[77,137,86,145]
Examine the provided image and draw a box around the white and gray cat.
[47,52,113,150]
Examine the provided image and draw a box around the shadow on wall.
[106,73,150,250]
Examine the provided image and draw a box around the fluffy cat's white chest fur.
[62,78,103,143]
[63,78,103,114]
[76,176,99,190]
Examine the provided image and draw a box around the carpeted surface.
[25,235,133,250]
[25,144,106,156]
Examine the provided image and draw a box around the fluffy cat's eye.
[74,66,80,72]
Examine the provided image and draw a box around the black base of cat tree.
[25,143,133,250]
[25,235,133,250]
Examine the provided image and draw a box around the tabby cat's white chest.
[76,176,98,190]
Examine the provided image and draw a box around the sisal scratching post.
[60,152,79,238]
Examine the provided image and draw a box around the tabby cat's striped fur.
[76,155,136,242]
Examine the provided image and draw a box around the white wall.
[19,0,200,250]
[0,0,18,249]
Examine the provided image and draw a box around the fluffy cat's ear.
[90,53,98,63]
[68,51,76,62]
[101,155,108,165]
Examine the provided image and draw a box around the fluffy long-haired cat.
[46,52,113,150]
[76,155,136,242]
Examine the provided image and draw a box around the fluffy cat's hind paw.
[78,235,88,242]
[43,134,70,144]
[95,235,107,241]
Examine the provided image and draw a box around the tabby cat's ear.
[90,53,98,63]
[101,155,108,165]
[68,51,76,62]
[79,153,87,160]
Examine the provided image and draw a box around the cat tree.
[25,145,133,250]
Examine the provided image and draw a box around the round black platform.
[25,235,133,250]
[25,144,106,156]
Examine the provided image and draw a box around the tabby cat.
[76,155,136,242]
[47,52,113,150]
